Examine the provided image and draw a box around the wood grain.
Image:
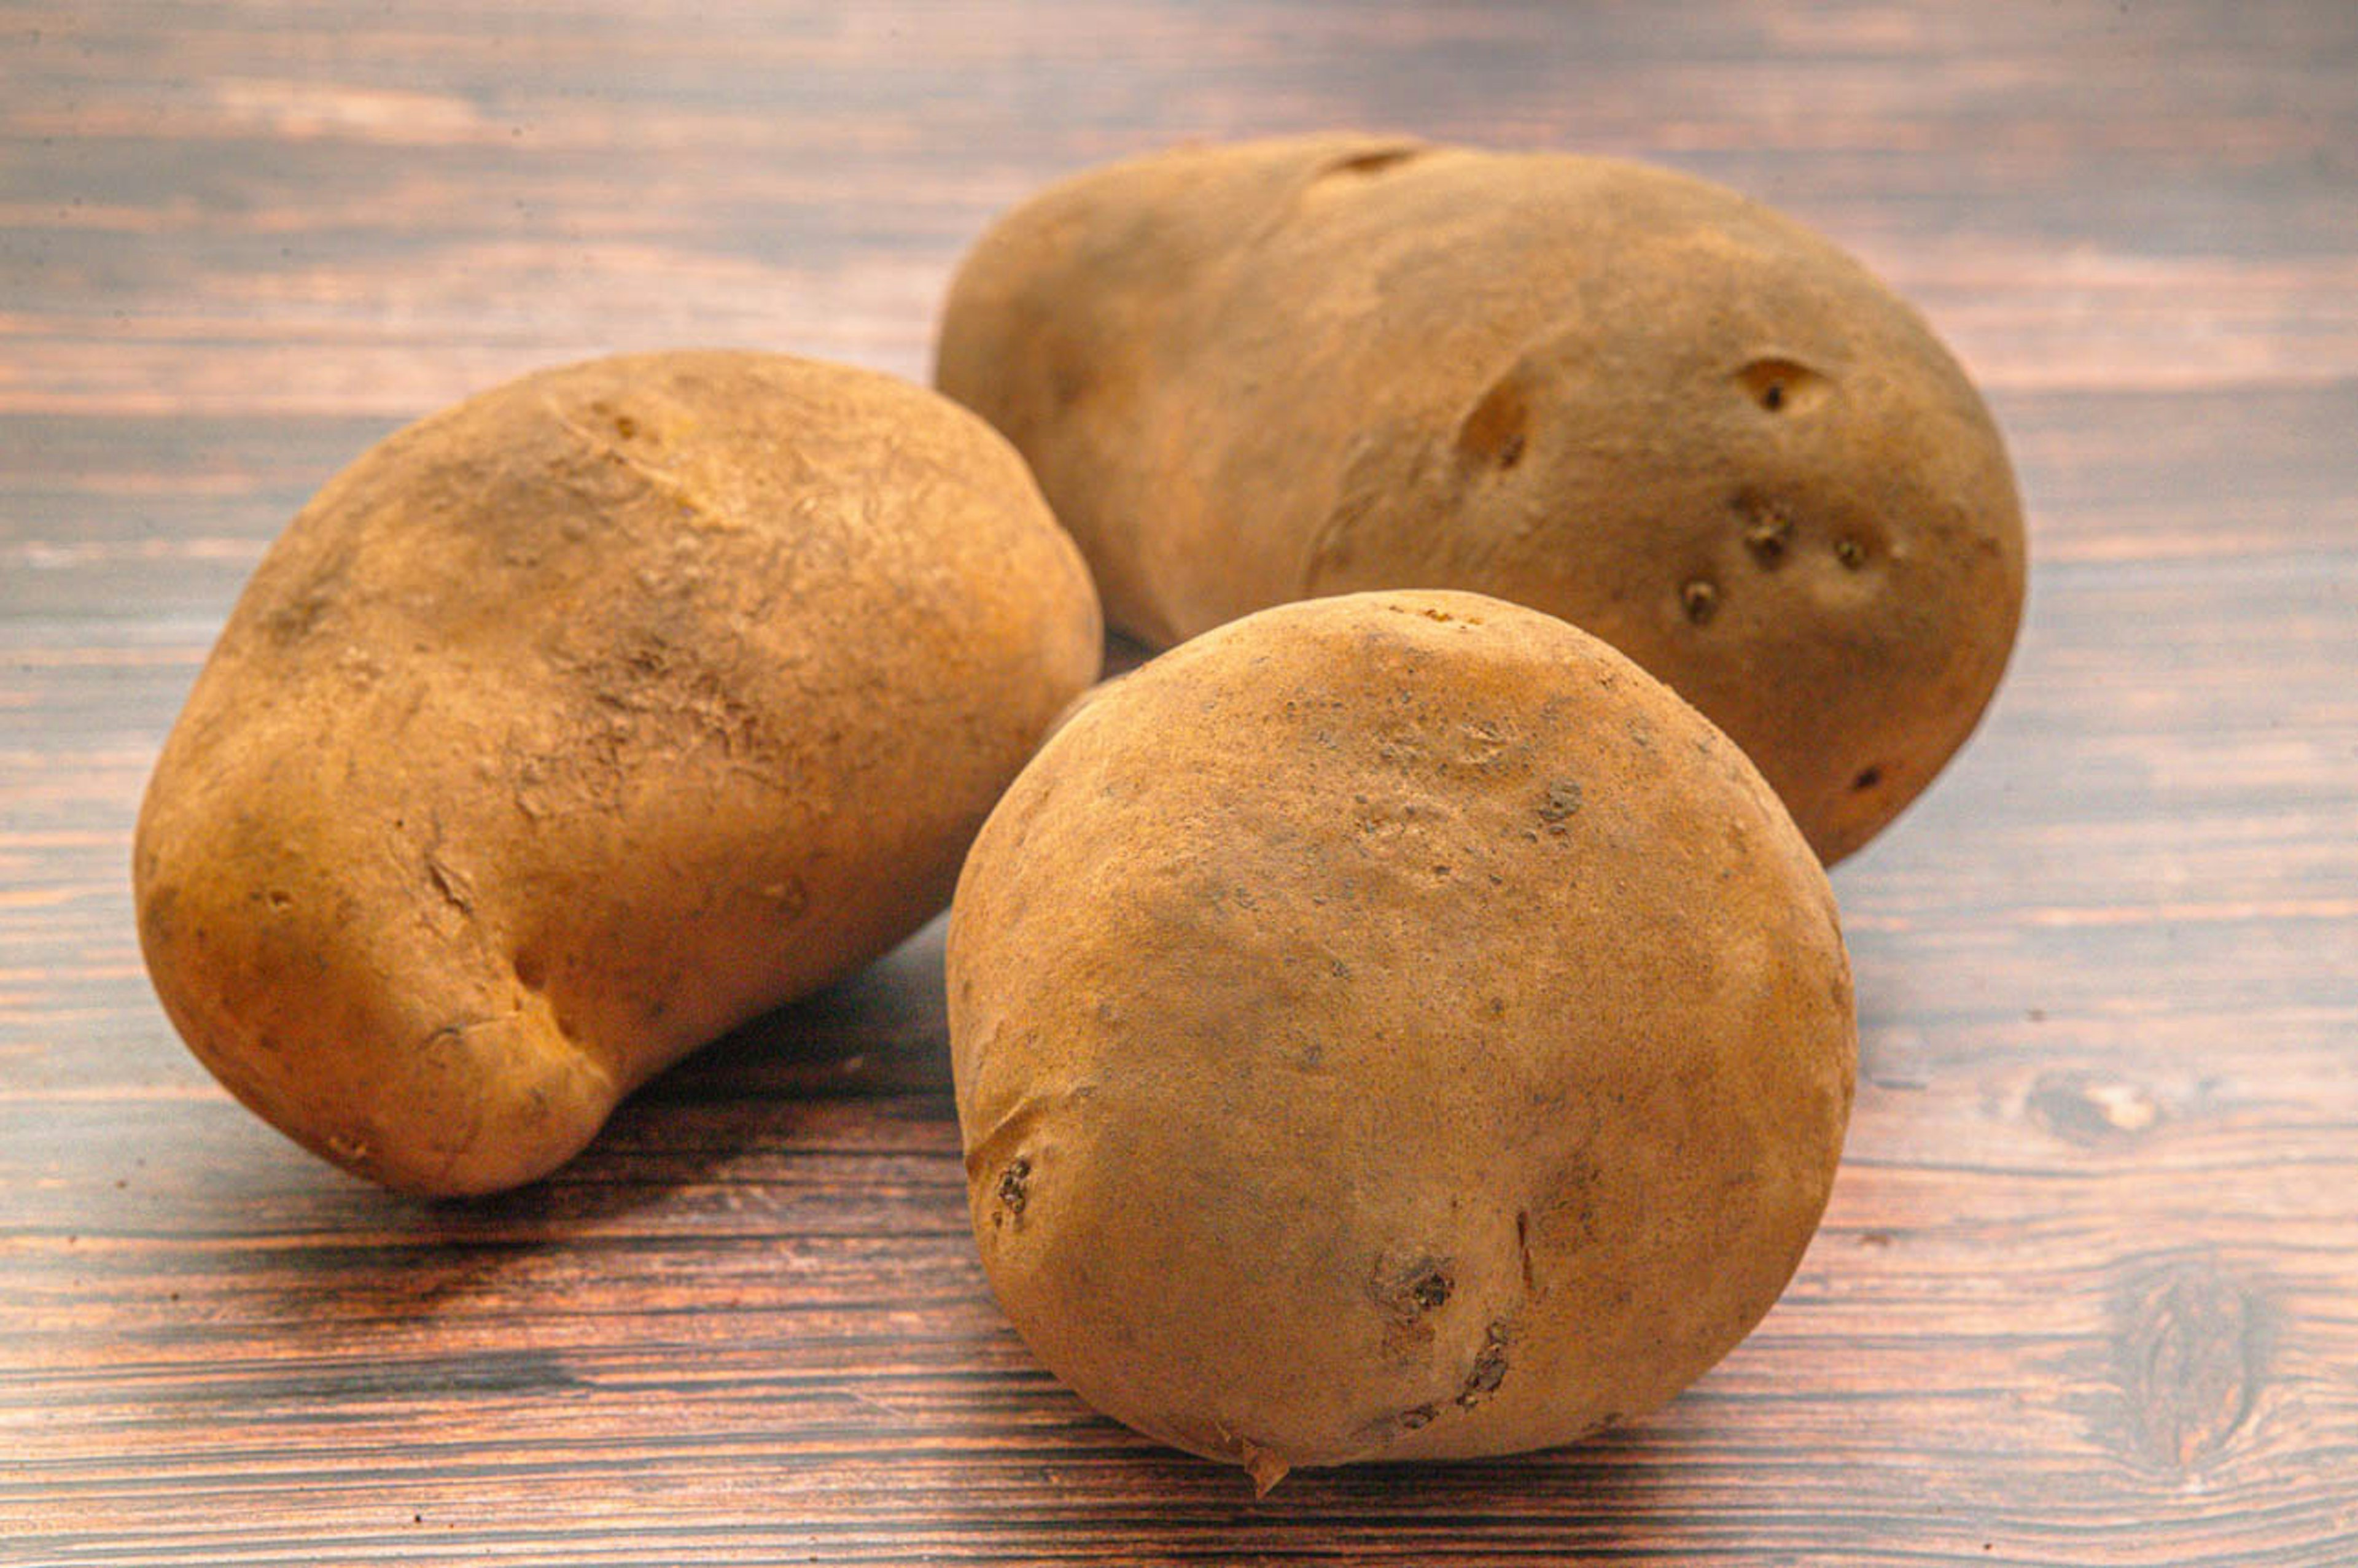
[3,1,2354,1564]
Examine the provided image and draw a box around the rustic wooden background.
[4,2,2354,1563]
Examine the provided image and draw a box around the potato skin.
[135,350,1101,1195]
[936,133,2027,862]
[948,589,1855,1483]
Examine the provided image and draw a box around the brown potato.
[936,133,2026,861]
[135,350,1100,1195]
[948,589,1856,1489]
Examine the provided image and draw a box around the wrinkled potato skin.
[936,133,2026,861]
[949,590,1856,1481]
[136,351,1101,1195]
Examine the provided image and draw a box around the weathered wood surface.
[3,2,2354,1563]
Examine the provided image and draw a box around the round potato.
[948,589,1856,1488]
[135,349,1101,1195]
[936,133,2026,861]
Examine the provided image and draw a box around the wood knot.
[2112,1254,2271,1473]
[2028,1070,2163,1148]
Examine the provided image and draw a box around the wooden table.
[6,3,2354,1562]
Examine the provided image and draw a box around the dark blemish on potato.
[265,889,293,912]
[1323,145,1422,179]
[1396,1403,1438,1432]
[263,592,333,646]
[1516,1210,1536,1294]
[995,1156,1032,1224]
[1378,1258,1455,1330]
[424,852,473,916]
[1538,777,1583,824]
[1738,494,1794,567]
[1458,1322,1510,1407]
[1834,536,1868,569]
[512,950,546,990]
[1681,578,1719,625]
[613,414,639,440]
[1733,355,1828,414]
[1048,353,1090,409]
[1852,765,1883,792]
[760,876,811,922]
[1456,372,1529,470]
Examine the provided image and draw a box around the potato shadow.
[1100,627,1158,678]
[241,915,962,1324]
[912,1348,1683,1558]
[228,626,1154,1330]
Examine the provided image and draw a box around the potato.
[134,350,1100,1195]
[936,133,2026,862]
[948,589,1855,1489]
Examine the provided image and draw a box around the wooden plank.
[2,1,2353,1563]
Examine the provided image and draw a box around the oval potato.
[936,133,2026,861]
[949,589,1856,1487]
[136,349,1101,1195]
